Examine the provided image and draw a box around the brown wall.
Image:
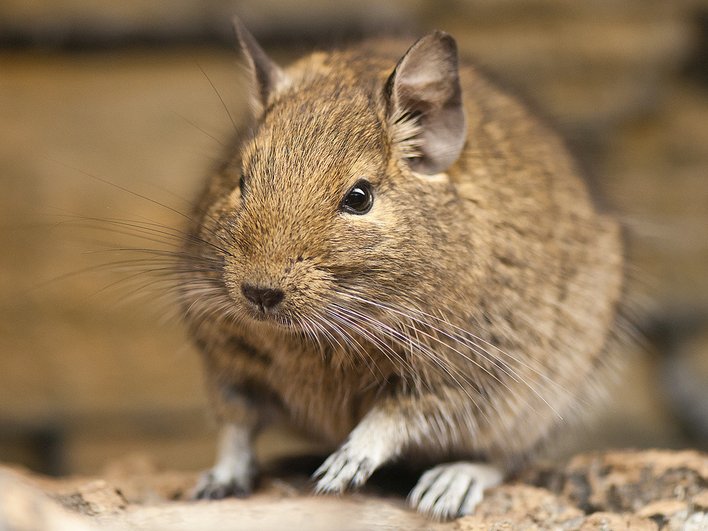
[1,1,707,475]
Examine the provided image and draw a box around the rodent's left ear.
[232,17,289,114]
[385,31,466,175]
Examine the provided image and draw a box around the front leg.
[313,388,505,519]
[313,408,404,493]
[193,422,256,499]
[193,380,263,500]
[313,389,461,494]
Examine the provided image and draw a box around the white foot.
[192,424,255,500]
[312,442,377,494]
[408,462,503,520]
[193,461,254,499]
[313,410,401,494]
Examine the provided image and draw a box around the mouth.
[243,304,295,328]
[244,303,273,320]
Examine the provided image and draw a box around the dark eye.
[239,174,246,198]
[341,179,374,215]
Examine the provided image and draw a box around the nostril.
[241,283,285,310]
[260,288,284,308]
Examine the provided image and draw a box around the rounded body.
[181,37,623,472]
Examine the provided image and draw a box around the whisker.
[336,290,564,421]
[196,62,238,133]
[175,111,227,147]
[322,308,390,382]
[54,214,233,258]
[45,158,202,227]
[328,302,483,416]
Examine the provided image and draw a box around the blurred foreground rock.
[0,449,705,530]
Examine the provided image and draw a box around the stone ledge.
[1,449,705,530]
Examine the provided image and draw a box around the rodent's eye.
[239,174,246,198]
[340,179,374,215]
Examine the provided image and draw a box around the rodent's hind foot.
[408,462,503,520]
[191,465,254,500]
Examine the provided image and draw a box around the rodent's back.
[449,68,623,458]
[183,37,623,465]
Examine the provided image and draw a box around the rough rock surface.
[1,449,705,530]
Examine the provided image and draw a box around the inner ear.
[232,17,288,113]
[386,31,466,175]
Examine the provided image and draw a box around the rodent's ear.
[386,31,466,175]
[232,17,288,113]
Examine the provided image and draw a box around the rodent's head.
[211,20,467,331]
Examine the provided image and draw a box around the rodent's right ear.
[232,17,288,114]
[385,31,466,175]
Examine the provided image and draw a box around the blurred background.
[0,1,706,478]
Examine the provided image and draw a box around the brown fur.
[180,34,623,480]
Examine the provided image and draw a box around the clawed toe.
[313,446,375,494]
[409,462,502,520]
[192,469,253,500]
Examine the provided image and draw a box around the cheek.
[332,194,399,260]
[227,186,241,208]
[281,265,335,316]
[291,273,327,298]
[360,190,397,227]
[221,256,246,299]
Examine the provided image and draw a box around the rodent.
[180,18,624,519]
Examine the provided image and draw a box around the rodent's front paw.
[312,444,376,494]
[408,462,502,520]
[192,464,254,500]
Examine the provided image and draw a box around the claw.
[193,471,251,500]
[409,462,502,520]
[313,445,375,494]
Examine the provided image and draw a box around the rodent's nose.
[241,283,285,310]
